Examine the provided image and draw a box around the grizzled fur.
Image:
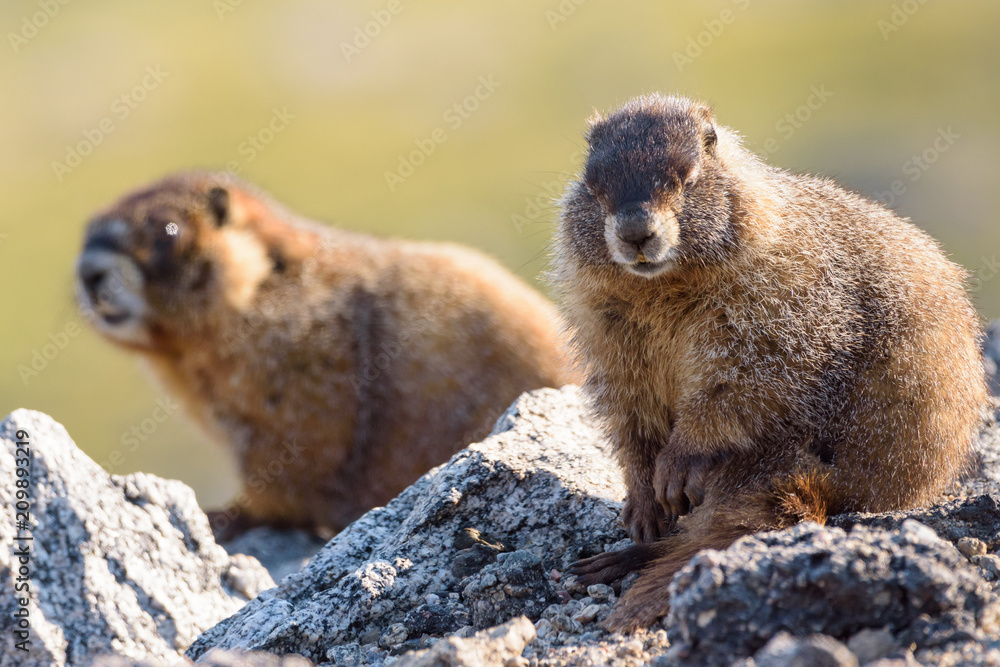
[553,94,987,630]
[77,172,578,537]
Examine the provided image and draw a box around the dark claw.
[622,491,670,544]
[569,544,660,586]
[655,451,723,522]
[686,467,708,507]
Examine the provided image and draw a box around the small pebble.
[848,627,898,664]
[572,603,603,625]
[378,623,408,648]
[587,583,614,602]
[563,575,588,596]
[534,617,553,639]
[550,613,583,634]
[542,604,563,620]
[974,554,1000,580]
[617,639,644,658]
[957,536,987,558]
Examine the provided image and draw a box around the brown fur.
[77,171,578,536]
[554,95,987,630]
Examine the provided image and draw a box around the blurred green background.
[1,1,998,507]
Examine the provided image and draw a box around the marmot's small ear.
[207,186,229,227]
[703,125,718,155]
[694,105,715,124]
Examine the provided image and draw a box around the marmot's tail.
[596,468,834,632]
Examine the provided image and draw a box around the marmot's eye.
[150,216,178,245]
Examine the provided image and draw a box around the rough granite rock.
[462,550,559,629]
[663,519,1000,665]
[185,376,1000,667]
[393,616,536,667]
[186,387,628,664]
[748,632,858,667]
[0,409,275,667]
[90,648,316,666]
[10,320,1000,667]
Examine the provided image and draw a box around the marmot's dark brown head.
[76,172,284,350]
[562,94,737,279]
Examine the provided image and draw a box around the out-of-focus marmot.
[77,171,577,536]
[554,95,987,630]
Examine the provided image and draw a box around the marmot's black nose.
[616,204,656,247]
[78,261,107,298]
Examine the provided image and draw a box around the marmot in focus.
[554,95,987,630]
[77,171,578,536]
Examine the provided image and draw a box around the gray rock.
[462,550,558,629]
[586,584,613,603]
[829,492,1000,547]
[914,641,1000,666]
[403,603,468,637]
[220,528,325,584]
[393,615,535,667]
[19,327,1000,667]
[0,409,274,667]
[866,652,921,667]
[665,520,1000,665]
[846,628,897,664]
[90,648,316,666]
[186,387,626,664]
[753,632,858,667]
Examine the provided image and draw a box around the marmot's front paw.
[621,489,670,544]
[653,450,723,522]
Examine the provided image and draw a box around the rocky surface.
[393,616,536,667]
[0,409,275,667]
[185,386,631,664]
[663,519,1000,665]
[185,386,1000,666]
[91,649,316,667]
[5,321,1000,666]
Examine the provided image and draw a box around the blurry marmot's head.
[76,172,280,350]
